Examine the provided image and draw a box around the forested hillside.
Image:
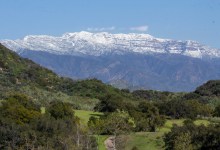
[0,43,74,101]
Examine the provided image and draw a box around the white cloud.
[87,26,116,32]
[86,25,149,33]
[130,25,148,32]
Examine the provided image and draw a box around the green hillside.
[0,44,137,109]
[0,43,93,108]
[0,44,68,89]
[0,44,70,93]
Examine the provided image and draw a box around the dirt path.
[104,136,115,150]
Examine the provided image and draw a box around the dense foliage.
[88,110,134,135]
[157,99,212,119]
[0,94,97,149]
[164,121,220,150]
[130,102,166,132]
[132,90,182,101]
[195,80,220,97]
[93,100,166,132]
[214,104,220,117]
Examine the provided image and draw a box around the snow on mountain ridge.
[1,31,220,58]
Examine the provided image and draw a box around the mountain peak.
[1,31,220,58]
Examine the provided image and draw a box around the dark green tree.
[47,101,75,119]
[135,102,165,132]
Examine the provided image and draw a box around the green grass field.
[74,109,103,124]
[159,119,184,132]
[125,132,164,150]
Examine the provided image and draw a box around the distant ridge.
[1,31,220,58]
[1,32,220,92]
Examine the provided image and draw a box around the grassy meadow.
[74,109,103,124]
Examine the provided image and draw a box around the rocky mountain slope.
[1,32,220,91]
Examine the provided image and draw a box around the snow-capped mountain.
[1,31,220,58]
[1,31,220,92]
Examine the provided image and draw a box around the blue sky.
[0,0,220,48]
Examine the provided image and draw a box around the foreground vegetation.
[1,44,220,149]
[75,110,213,150]
[0,94,97,149]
